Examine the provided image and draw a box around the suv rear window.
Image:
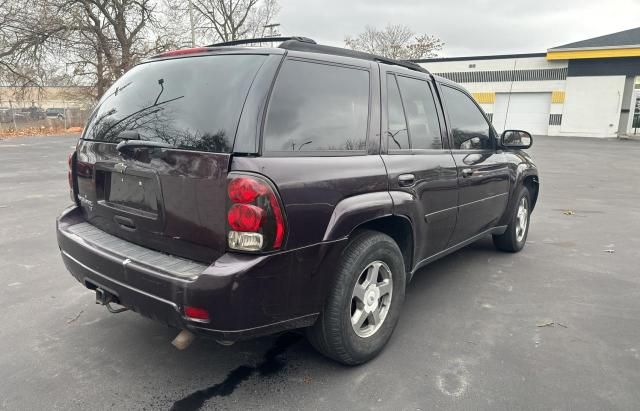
[263,59,369,153]
[82,54,267,153]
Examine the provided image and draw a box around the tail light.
[226,174,286,252]
[67,151,78,203]
[152,47,211,59]
[184,306,210,322]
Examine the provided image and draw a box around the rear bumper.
[56,206,346,341]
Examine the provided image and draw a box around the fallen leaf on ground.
[66,310,84,324]
[537,321,569,328]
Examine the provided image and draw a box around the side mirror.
[501,130,532,149]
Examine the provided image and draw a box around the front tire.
[493,186,531,252]
[306,230,406,365]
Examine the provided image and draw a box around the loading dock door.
[493,92,551,135]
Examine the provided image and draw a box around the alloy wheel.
[350,261,393,338]
[515,197,529,242]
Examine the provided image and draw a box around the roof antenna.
[503,59,517,132]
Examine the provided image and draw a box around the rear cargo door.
[75,53,270,262]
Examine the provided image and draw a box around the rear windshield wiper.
[116,139,172,153]
[115,130,140,141]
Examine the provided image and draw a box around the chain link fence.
[0,106,91,137]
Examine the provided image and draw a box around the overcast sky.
[276,0,640,57]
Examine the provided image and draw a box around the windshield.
[82,54,267,153]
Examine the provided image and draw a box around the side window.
[396,76,443,150]
[386,75,409,150]
[441,86,493,150]
[263,60,369,152]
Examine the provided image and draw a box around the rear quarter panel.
[231,51,389,250]
[230,156,390,249]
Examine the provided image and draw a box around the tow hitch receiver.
[95,287,129,314]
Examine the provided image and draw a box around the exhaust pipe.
[172,330,195,350]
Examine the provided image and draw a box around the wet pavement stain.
[170,333,302,411]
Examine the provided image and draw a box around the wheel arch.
[523,174,539,211]
[499,167,539,226]
[352,216,414,279]
[321,192,415,278]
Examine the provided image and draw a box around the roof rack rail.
[204,36,429,75]
[207,36,316,48]
[375,58,430,74]
[277,41,430,75]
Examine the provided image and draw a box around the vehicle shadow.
[77,237,500,410]
[404,236,498,302]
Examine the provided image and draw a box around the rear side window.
[396,76,442,150]
[83,55,267,153]
[441,86,493,150]
[387,75,410,150]
[263,60,369,152]
[386,74,443,151]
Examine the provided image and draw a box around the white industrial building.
[416,27,640,138]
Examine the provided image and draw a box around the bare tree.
[0,0,65,87]
[246,0,279,38]
[345,24,443,60]
[1,0,175,100]
[190,0,279,42]
[61,0,161,98]
[1,0,279,104]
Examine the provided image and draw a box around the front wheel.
[306,230,406,365]
[493,186,531,252]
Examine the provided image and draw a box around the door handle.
[398,174,415,187]
[461,168,474,178]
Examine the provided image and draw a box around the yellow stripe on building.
[547,47,640,60]
[551,91,565,104]
[471,92,495,104]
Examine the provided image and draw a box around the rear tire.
[493,186,531,252]
[306,230,406,365]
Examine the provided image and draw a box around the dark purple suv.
[57,37,539,365]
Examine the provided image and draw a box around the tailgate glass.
[82,54,267,153]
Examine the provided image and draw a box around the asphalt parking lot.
[1,134,639,410]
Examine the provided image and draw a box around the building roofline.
[548,44,640,52]
[550,27,640,50]
[412,52,546,63]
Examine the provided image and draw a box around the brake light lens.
[228,177,268,203]
[67,154,73,188]
[227,174,286,252]
[153,47,211,59]
[227,204,264,231]
[184,306,210,321]
[67,152,77,202]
